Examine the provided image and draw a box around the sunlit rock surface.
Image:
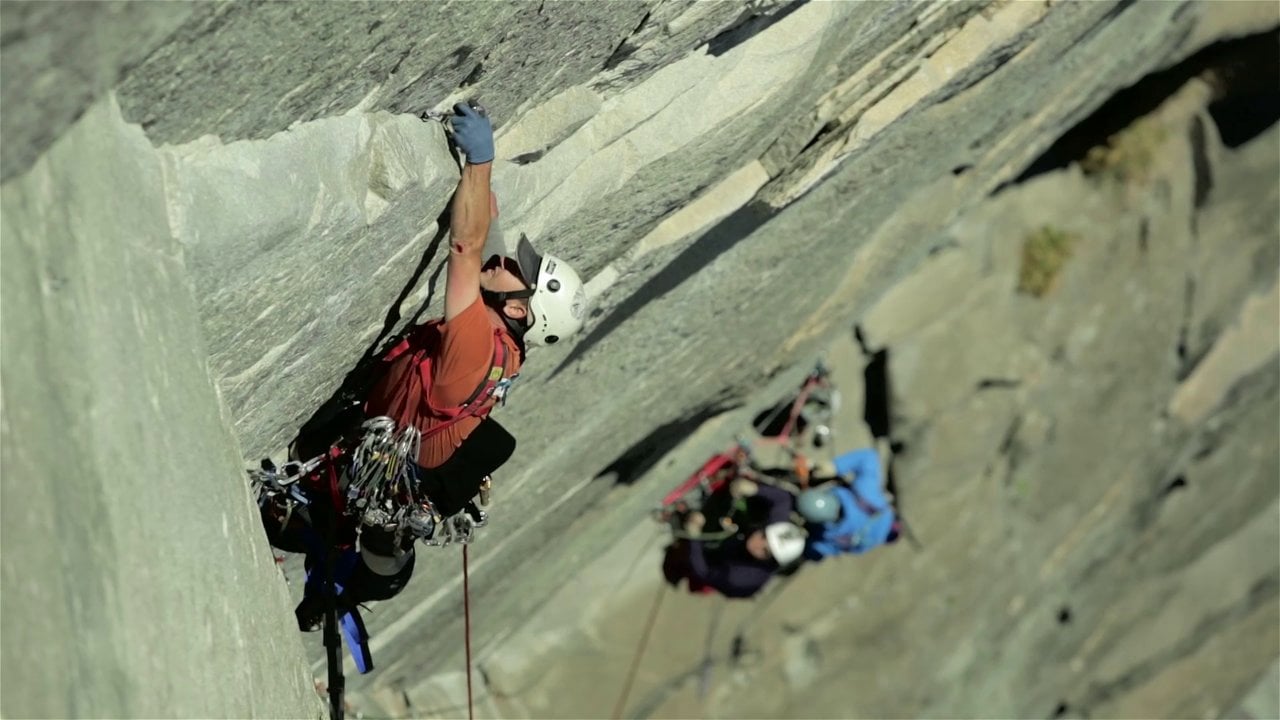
[1,100,323,719]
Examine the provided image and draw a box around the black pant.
[415,417,516,517]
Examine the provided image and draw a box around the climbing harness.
[376,321,519,428]
[258,309,518,547]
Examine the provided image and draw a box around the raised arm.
[444,103,495,322]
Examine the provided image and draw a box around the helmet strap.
[485,288,535,302]
[481,290,531,358]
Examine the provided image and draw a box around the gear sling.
[363,318,520,516]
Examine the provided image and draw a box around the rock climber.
[663,476,807,599]
[293,102,588,627]
[797,441,899,560]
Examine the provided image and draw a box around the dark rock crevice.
[289,201,454,459]
[1204,30,1280,149]
[862,348,893,440]
[1174,274,1199,381]
[602,10,652,71]
[706,1,807,58]
[1188,114,1214,210]
[1012,29,1280,186]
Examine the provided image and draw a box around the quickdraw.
[252,417,493,550]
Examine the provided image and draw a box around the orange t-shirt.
[364,297,521,468]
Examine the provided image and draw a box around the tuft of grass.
[1017,226,1078,298]
[1079,117,1168,184]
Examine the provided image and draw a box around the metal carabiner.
[453,512,476,545]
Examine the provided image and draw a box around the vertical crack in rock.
[289,202,454,458]
[759,0,987,180]
[1175,274,1198,381]
[1132,363,1274,553]
[997,414,1025,489]
[862,348,893,439]
[1187,114,1214,210]
[930,27,1042,106]
[1069,0,1140,51]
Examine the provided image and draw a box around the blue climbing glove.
[449,102,494,165]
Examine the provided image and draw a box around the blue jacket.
[804,448,895,560]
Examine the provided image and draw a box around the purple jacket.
[687,484,793,598]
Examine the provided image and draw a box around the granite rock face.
[1,100,323,719]
[1,1,1275,717]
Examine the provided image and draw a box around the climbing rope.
[696,595,728,698]
[611,582,669,720]
[320,455,346,720]
[463,545,475,720]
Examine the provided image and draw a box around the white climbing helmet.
[764,522,806,565]
[516,235,587,347]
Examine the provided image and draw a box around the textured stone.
[0,1,194,181]
[160,111,459,458]
[0,99,322,719]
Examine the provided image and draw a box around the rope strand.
[611,583,668,720]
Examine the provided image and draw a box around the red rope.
[463,544,475,720]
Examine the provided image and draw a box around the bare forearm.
[450,162,492,256]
